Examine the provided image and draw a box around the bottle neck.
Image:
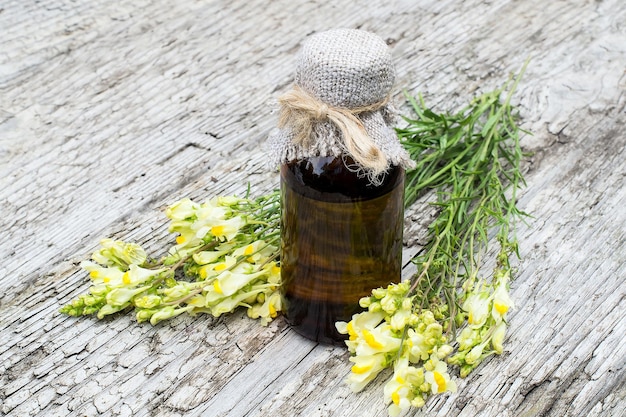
[281,155,403,202]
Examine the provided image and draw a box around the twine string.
[278,85,389,177]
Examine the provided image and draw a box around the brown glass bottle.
[280,155,405,344]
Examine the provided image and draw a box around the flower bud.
[369,301,383,312]
[83,295,98,306]
[89,286,108,297]
[491,322,507,354]
[97,303,128,319]
[149,307,177,325]
[162,286,189,300]
[83,306,99,315]
[437,344,454,359]
[411,396,425,408]
[460,364,475,378]
[447,352,465,366]
[136,309,156,323]
[359,296,372,308]
[372,288,387,299]
[71,298,84,308]
[465,342,486,365]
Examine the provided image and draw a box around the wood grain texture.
[1,0,625,416]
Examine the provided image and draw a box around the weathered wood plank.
[1,0,625,416]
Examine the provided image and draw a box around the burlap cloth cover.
[268,28,415,182]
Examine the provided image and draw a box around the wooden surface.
[1,0,625,416]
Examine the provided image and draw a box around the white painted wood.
[1,0,625,416]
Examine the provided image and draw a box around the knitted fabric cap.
[268,28,415,175]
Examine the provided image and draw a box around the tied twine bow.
[278,85,389,178]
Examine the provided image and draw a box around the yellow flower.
[185,294,206,307]
[424,354,457,394]
[197,199,228,220]
[491,282,514,322]
[456,327,481,351]
[465,341,488,365]
[209,287,265,317]
[81,261,124,286]
[247,290,283,326]
[266,262,281,286]
[207,216,246,241]
[124,264,166,286]
[336,310,387,353]
[106,285,151,307]
[91,239,147,268]
[462,288,491,328]
[389,307,411,331]
[191,202,229,238]
[383,356,425,416]
[149,305,194,325]
[205,268,266,301]
[346,353,387,393]
[232,240,277,264]
[406,328,431,362]
[216,195,242,207]
[82,262,161,288]
[192,249,230,265]
[198,255,237,279]
[491,321,507,354]
[165,198,199,221]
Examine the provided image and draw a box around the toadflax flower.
[462,283,491,328]
[491,321,507,354]
[346,353,388,393]
[91,239,147,269]
[205,216,246,242]
[165,198,199,221]
[383,355,425,416]
[247,289,283,326]
[491,280,514,323]
[106,285,152,307]
[336,310,402,393]
[336,310,387,354]
[424,353,457,395]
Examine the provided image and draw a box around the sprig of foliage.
[398,63,528,332]
[61,192,283,326]
[336,62,529,416]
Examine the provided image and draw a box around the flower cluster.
[448,259,514,377]
[336,252,516,416]
[61,192,282,326]
[336,281,456,417]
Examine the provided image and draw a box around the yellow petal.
[346,321,357,341]
[391,390,400,405]
[494,302,509,315]
[362,329,384,350]
[351,364,372,374]
[433,371,446,393]
[211,225,225,237]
